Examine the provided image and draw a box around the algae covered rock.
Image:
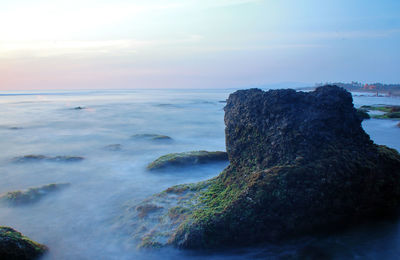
[13,155,84,163]
[0,226,47,260]
[147,151,228,170]
[0,183,70,206]
[129,85,400,250]
[360,105,400,119]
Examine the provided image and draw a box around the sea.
[0,88,399,259]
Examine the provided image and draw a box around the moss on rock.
[0,226,47,260]
[147,151,228,171]
[0,183,70,206]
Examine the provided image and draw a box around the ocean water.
[0,89,399,260]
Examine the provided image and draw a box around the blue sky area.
[0,0,399,89]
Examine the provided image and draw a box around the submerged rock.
[128,85,400,250]
[13,155,84,163]
[104,144,122,151]
[0,183,70,206]
[131,134,172,141]
[147,151,228,170]
[0,227,47,260]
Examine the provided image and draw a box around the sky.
[0,0,399,90]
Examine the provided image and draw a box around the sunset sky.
[1,0,399,90]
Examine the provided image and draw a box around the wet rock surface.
[0,226,47,260]
[147,151,228,171]
[127,85,400,250]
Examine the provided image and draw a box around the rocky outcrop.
[0,183,70,206]
[0,227,47,259]
[147,151,228,170]
[127,85,400,250]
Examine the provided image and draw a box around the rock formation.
[127,85,400,249]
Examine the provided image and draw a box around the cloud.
[0,35,205,58]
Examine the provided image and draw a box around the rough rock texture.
[147,151,228,170]
[128,85,400,250]
[0,227,47,260]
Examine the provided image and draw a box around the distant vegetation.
[312,81,400,96]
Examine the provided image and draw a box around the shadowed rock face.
[0,227,47,260]
[128,85,400,250]
[224,86,373,169]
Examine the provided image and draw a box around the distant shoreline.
[298,83,400,97]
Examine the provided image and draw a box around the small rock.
[147,151,228,170]
[104,144,122,151]
[131,134,172,141]
[0,183,70,206]
[0,226,47,260]
[13,155,84,163]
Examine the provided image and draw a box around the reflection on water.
[0,89,399,259]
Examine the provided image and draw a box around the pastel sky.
[1,0,399,90]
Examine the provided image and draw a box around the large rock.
[0,227,47,259]
[126,85,400,249]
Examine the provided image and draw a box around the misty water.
[0,89,399,259]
